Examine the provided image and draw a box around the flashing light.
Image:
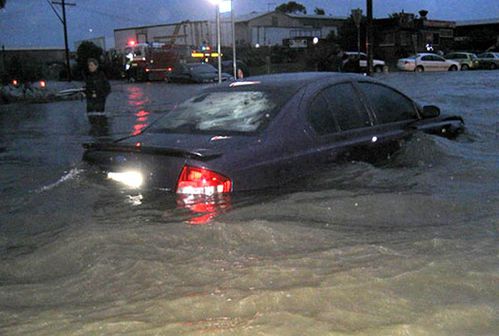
[167,67,173,72]
[176,165,232,195]
[39,80,47,88]
[107,171,144,189]
[12,79,19,86]
[128,40,136,46]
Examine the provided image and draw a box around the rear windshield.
[149,89,288,134]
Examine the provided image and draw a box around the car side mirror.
[421,105,440,118]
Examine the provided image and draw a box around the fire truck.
[124,41,191,81]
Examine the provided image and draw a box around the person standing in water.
[84,58,111,135]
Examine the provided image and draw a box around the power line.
[76,5,153,26]
[50,0,76,81]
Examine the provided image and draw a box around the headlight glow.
[107,171,144,188]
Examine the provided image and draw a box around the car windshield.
[149,90,284,134]
[189,64,216,73]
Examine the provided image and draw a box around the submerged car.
[167,63,232,83]
[83,72,464,194]
[397,53,460,72]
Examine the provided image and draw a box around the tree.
[330,14,367,52]
[0,0,6,9]
[275,1,306,14]
[76,41,104,78]
[314,7,325,15]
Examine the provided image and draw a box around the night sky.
[1,0,498,49]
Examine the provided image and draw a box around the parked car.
[83,72,464,194]
[344,52,387,72]
[477,52,499,69]
[166,63,232,83]
[444,52,480,70]
[397,53,460,72]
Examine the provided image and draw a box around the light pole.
[231,0,237,79]
[351,8,362,60]
[210,0,222,83]
[366,0,373,75]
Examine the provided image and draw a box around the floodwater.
[0,71,497,335]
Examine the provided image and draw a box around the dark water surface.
[0,72,497,335]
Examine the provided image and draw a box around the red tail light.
[176,165,232,195]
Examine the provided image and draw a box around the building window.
[440,29,453,38]
[137,33,147,43]
[380,32,395,46]
[433,33,440,45]
[400,31,410,46]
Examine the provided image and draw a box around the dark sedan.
[83,72,464,194]
[167,63,232,83]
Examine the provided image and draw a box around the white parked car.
[344,52,387,72]
[397,53,460,72]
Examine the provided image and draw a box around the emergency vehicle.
[124,41,191,81]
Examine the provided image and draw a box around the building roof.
[287,13,347,20]
[234,11,269,23]
[456,18,499,26]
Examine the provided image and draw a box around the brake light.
[176,165,232,195]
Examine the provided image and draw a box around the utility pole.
[366,0,374,75]
[51,0,76,81]
[231,0,237,79]
[215,2,222,83]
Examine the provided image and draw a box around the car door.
[419,55,435,71]
[307,82,376,163]
[433,55,449,71]
[354,81,420,160]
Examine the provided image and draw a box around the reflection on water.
[132,109,150,136]
[127,86,151,136]
[177,193,232,225]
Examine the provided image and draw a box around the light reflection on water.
[126,86,152,136]
[0,74,498,335]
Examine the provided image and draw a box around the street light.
[209,0,222,83]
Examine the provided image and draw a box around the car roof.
[212,72,372,91]
[417,53,442,56]
[447,52,474,54]
[345,51,366,55]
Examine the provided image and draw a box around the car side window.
[358,82,418,124]
[308,93,338,135]
[421,55,431,61]
[322,83,371,131]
